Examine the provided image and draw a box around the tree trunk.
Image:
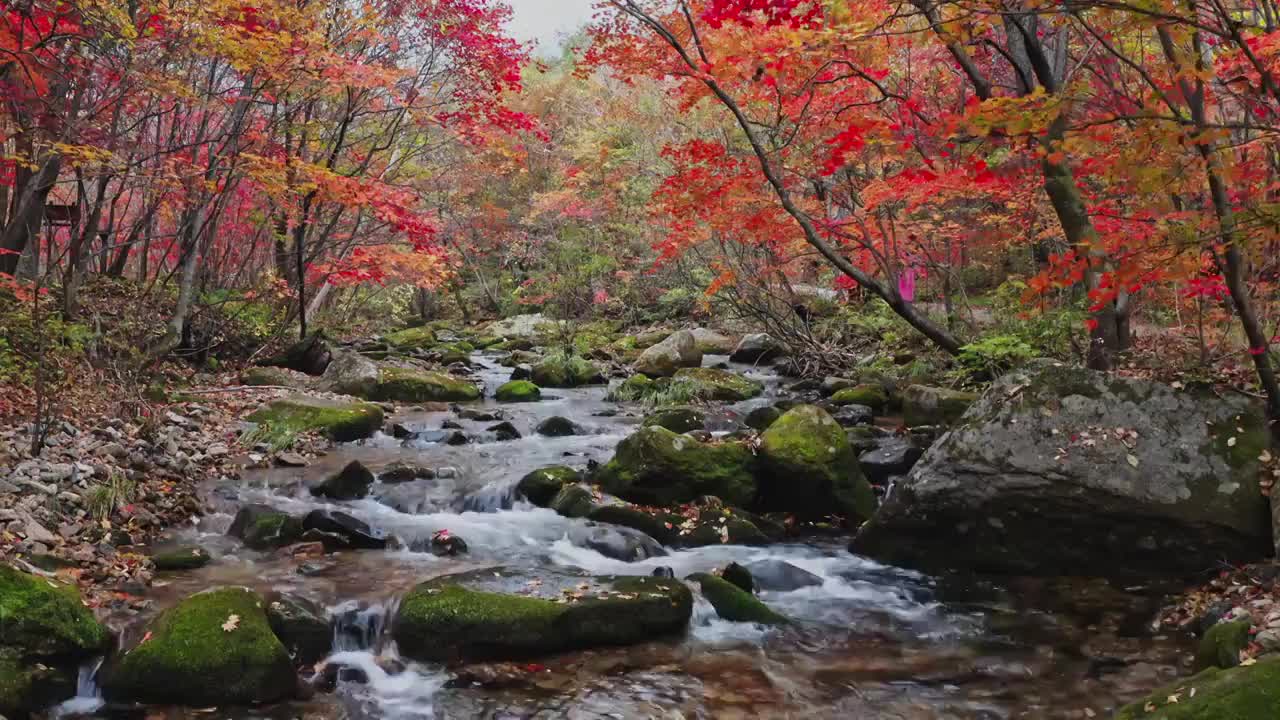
[0,155,60,276]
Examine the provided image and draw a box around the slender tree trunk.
[0,155,60,276]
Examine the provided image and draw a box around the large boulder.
[851,361,1273,576]
[672,368,763,402]
[633,329,702,377]
[729,333,783,364]
[530,353,604,388]
[902,384,979,427]
[392,571,692,661]
[104,587,295,706]
[596,426,757,507]
[758,405,877,523]
[485,313,558,340]
[261,333,332,375]
[320,349,379,397]
[689,327,738,355]
[367,367,480,402]
[246,395,384,442]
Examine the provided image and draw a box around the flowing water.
[67,353,1191,719]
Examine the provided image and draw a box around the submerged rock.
[302,510,388,550]
[535,416,583,437]
[487,421,523,441]
[228,505,304,550]
[312,460,375,501]
[633,329,702,377]
[104,587,295,706]
[596,425,757,507]
[758,405,876,523]
[379,461,435,484]
[687,573,786,624]
[568,523,667,562]
[744,559,823,592]
[393,572,692,661]
[852,360,1273,576]
[246,395,384,442]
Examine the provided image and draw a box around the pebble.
[25,520,57,544]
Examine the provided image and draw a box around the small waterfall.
[332,597,399,653]
[50,657,104,718]
[459,481,517,512]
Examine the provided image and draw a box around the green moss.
[472,336,502,349]
[384,326,437,349]
[830,384,889,412]
[759,405,876,522]
[1197,620,1252,670]
[151,546,212,572]
[496,380,542,403]
[243,512,303,550]
[530,351,603,388]
[0,648,75,718]
[494,338,535,352]
[587,504,677,544]
[0,565,109,658]
[902,384,979,427]
[608,373,655,402]
[1115,656,1280,719]
[549,484,596,518]
[642,406,707,433]
[672,368,763,401]
[516,466,580,507]
[1207,414,1272,470]
[393,575,692,662]
[596,426,757,507]
[682,511,769,546]
[104,587,294,706]
[246,396,384,442]
[745,406,783,430]
[368,367,480,402]
[241,367,301,387]
[687,573,786,625]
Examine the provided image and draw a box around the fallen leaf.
[221,614,240,632]
[1126,454,1139,468]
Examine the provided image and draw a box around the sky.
[505,0,597,54]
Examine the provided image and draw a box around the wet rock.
[510,363,534,381]
[722,562,754,593]
[495,380,541,403]
[549,484,595,518]
[729,333,783,364]
[568,523,667,562]
[830,404,874,427]
[902,384,978,427]
[448,662,538,690]
[516,466,580,507]
[652,567,675,578]
[0,566,110,662]
[852,360,1274,576]
[535,416,583,437]
[379,461,435,484]
[266,593,331,666]
[744,406,782,431]
[246,395,384,442]
[151,545,212,571]
[393,572,692,661]
[633,329,702,377]
[744,559,823,591]
[104,587,295,706]
[228,505,304,550]
[301,509,388,550]
[427,530,469,556]
[441,419,464,430]
[758,405,876,523]
[642,406,706,434]
[858,439,924,486]
[597,426,756,507]
[487,421,522,441]
[457,408,502,421]
[311,460,375,501]
[687,573,785,624]
[391,422,415,439]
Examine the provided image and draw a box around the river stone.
[535,416,582,437]
[312,460,376,500]
[242,366,307,388]
[672,368,764,402]
[729,333,783,364]
[642,406,707,434]
[1114,655,1280,719]
[830,384,889,413]
[516,466,580,507]
[758,405,877,523]
[104,587,295,706]
[384,326,437,350]
[687,573,785,624]
[380,461,435,483]
[633,329,702,377]
[151,545,213,571]
[228,505,304,550]
[744,559,823,591]
[549,485,595,518]
[485,313,558,340]
[858,438,925,485]
[831,404,875,427]
[266,593,331,666]
[393,571,692,661]
[495,380,541,402]
[689,327,737,355]
[321,349,380,397]
[487,421,522,441]
[902,384,979,427]
[530,353,604,388]
[246,395,384,442]
[567,524,667,562]
[596,426,757,507]
[744,405,782,430]
[302,509,388,550]
[851,360,1273,576]
[367,367,480,402]
[721,563,754,593]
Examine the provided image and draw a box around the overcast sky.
[505,0,596,53]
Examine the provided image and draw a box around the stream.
[64,353,1190,719]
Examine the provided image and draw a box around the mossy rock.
[384,326,437,349]
[759,405,876,523]
[1197,619,1252,670]
[672,368,763,402]
[681,509,770,547]
[744,405,782,430]
[104,587,295,706]
[596,426,757,507]
[266,594,330,667]
[496,380,542,403]
[549,484,596,518]
[494,338,535,352]
[1114,655,1280,719]
[587,504,678,544]
[830,384,889,412]
[610,373,655,401]
[0,565,109,658]
[472,336,503,349]
[634,329,672,349]
[686,573,786,625]
[151,546,212,572]
[367,367,480,402]
[0,648,76,719]
[241,366,305,388]
[642,406,707,434]
[902,384,979,427]
[392,574,693,662]
[228,505,304,550]
[586,503,770,547]
[516,466,581,507]
[530,353,604,388]
[246,395,384,442]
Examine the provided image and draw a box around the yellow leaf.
[221,614,240,632]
